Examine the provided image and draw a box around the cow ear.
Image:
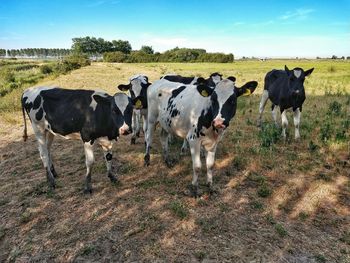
[304,68,314,77]
[196,77,206,86]
[93,95,111,105]
[118,83,131,91]
[284,65,290,72]
[227,76,236,82]
[197,85,213,97]
[235,81,258,97]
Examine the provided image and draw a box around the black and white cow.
[117,75,151,144]
[257,65,314,140]
[161,72,225,153]
[21,87,133,192]
[161,72,224,87]
[144,77,258,196]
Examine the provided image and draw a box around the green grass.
[168,200,188,219]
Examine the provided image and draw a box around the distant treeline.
[0,48,71,58]
[1,36,234,63]
[72,36,234,63]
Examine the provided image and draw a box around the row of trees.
[103,47,234,63]
[0,48,72,58]
[1,36,235,63]
[72,37,234,62]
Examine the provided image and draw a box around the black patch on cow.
[35,108,43,120]
[164,75,194,84]
[166,86,186,117]
[170,108,180,118]
[33,95,41,110]
[105,153,112,161]
[220,94,237,127]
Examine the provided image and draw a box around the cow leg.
[33,126,55,189]
[131,110,140,144]
[281,110,288,140]
[142,112,147,136]
[205,149,216,193]
[46,132,58,178]
[257,89,269,127]
[188,140,201,197]
[271,104,279,126]
[160,128,172,167]
[180,139,188,155]
[83,141,95,193]
[99,139,117,183]
[144,118,156,166]
[293,108,301,140]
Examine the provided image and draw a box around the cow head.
[118,74,151,109]
[194,73,224,89]
[284,65,314,97]
[196,77,257,130]
[112,93,133,135]
[208,72,224,86]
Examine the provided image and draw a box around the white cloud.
[279,8,314,20]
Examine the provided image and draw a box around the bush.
[40,64,53,74]
[53,54,90,74]
[103,51,127,62]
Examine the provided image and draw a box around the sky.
[0,0,349,58]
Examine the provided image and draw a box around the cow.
[144,77,258,197]
[257,65,314,140]
[161,72,225,153]
[117,75,152,144]
[161,72,224,88]
[21,87,133,193]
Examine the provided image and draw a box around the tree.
[112,40,132,54]
[140,45,154,54]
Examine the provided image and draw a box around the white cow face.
[118,75,151,109]
[197,78,258,130]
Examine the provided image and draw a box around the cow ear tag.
[242,89,251,96]
[201,90,209,97]
[135,99,142,108]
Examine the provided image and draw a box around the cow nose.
[119,124,131,135]
[212,119,226,129]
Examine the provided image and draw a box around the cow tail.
[22,98,28,142]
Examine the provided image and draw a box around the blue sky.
[0,0,349,57]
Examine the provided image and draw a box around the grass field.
[0,60,349,262]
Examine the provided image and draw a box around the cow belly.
[158,116,188,138]
[57,132,81,140]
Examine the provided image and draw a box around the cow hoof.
[207,183,219,195]
[165,158,175,168]
[144,154,150,166]
[184,185,201,198]
[84,187,93,194]
[131,137,136,145]
[108,173,118,183]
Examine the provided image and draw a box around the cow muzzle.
[212,119,226,130]
[119,124,132,135]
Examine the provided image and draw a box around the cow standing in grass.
[118,75,151,144]
[257,65,314,140]
[161,72,225,153]
[144,77,258,197]
[21,87,133,193]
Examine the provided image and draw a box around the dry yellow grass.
[0,61,349,262]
